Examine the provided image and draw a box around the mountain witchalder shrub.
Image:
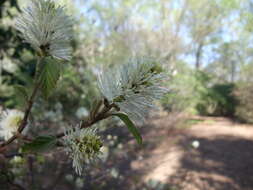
[0,0,167,175]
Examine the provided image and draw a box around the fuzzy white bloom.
[63,126,103,175]
[15,0,73,60]
[98,57,168,121]
[0,110,24,140]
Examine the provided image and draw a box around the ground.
[129,113,253,190]
[3,112,252,190]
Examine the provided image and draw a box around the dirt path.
[131,115,253,190]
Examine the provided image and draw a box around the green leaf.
[39,57,62,98]
[112,113,142,145]
[22,136,57,153]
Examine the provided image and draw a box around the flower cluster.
[0,110,24,140]
[98,57,167,121]
[15,0,73,60]
[63,126,103,175]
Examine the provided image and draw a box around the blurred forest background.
[1,0,253,189]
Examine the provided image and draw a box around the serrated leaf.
[39,57,61,98]
[22,136,57,153]
[113,113,142,145]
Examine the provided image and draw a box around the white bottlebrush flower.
[63,126,103,175]
[15,0,73,60]
[0,110,24,140]
[98,57,168,121]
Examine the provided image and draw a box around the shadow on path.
[169,135,253,190]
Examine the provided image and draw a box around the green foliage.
[39,57,62,98]
[196,83,237,116]
[113,113,142,145]
[22,136,57,153]
[0,0,35,108]
[162,68,237,116]
[233,83,253,123]
[162,65,209,114]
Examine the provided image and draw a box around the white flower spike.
[16,0,73,60]
[63,126,103,175]
[98,57,168,121]
[0,110,24,140]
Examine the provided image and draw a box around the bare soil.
[131,114,253,190]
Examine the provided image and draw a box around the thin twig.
[56,100,114,139]
[0,58,42,148]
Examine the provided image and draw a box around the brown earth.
[130,114,253,190]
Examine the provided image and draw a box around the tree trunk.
[195,43,203,69]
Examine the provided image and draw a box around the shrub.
[162,67,237,117]
[162,68,211,114]
[197,83,237,116]
[233,83,253,123]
